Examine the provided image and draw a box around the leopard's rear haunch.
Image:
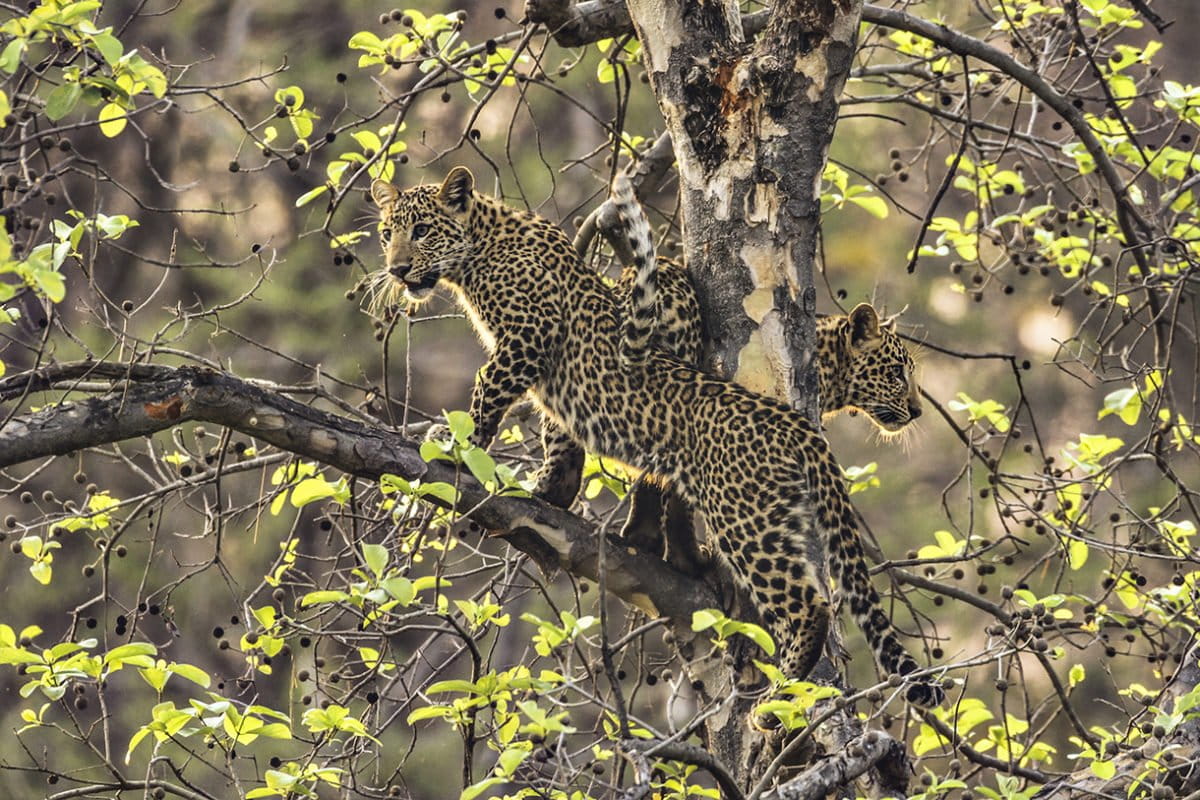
[369,167,943,707]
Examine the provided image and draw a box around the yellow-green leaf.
[98,103,127,137]
[1067,538,1089,570]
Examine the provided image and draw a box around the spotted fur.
[370,168,942,705]
[610,175,659,367]
[604,179,922,431]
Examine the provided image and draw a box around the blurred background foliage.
[1,0,1199,797]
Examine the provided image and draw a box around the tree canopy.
[0,1,1198,799]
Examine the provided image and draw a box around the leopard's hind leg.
[707,512,831,681]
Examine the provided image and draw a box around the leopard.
[601,176,922,564]
[369,167,943,706]
[605,174,923,435]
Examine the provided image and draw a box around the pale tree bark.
[537,0,873,791]
[626,0,858,415]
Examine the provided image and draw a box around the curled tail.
[608,175,657,367]
[808,447,945,706]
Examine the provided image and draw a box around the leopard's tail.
[608,174,657,366]
[808,445,945,706]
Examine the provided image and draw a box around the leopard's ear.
[848,303,883,350]
[438,166,475,215]
[371,179,399,207]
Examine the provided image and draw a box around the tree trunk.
[621,0,865,789]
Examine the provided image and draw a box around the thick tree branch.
[522,0,640,47]
[0,362,716,622]
[758,731,907,800]
[625,739,747,800]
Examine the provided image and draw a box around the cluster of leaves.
[2,1,167,138]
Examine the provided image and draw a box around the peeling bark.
[612,0,868,791]
[627,0,860,418]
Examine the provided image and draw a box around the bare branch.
[760,730,907,800]
[0,362,716,622]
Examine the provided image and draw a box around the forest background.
[0,1,1198,799]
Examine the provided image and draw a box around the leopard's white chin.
[404,285,436,302]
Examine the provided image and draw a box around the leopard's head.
[835,303,922,433]
[369,167,476,305]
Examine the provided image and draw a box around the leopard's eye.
[891,365,906,381]
[379,227,393,244]
[412,223,431,240]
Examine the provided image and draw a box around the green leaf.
[847,194,889,219]
[495,744,531,777]
[1090,759,1116,780]
[1067,538,1089,571]
[461,777,506,800]
[361,542,388,578]
[348,30,385,53]
[381,576,414,605]
[32,269,66,303]
[168,662,211,688]
[29,559,52,585]
[1069,663,1085,688]
[417,481,459,504]
[290,476,342,507]
[45,83,82,121]
[1098,386,1141,425]
[274,85,305,108]
[140,665,168,692]
[419,439,451,463]
[406,705,452,724]
[104,642,158,669]
[462,447,496,485]
[300,590,349,607]
[91,32,123,66]
[692,609,721,631]
[98,102,127,137]
[729,621,776,656]
[126,726,152,763]
[295,184,328,207]
[427,679,479,694]
[351,130,382,153]
[412,575,452,594]
[255,722,293,739]
[445,410,475,444]
[0,39,26,74]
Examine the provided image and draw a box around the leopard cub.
[370,168,942,706]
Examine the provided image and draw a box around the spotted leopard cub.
[606,175,923,434]
[370,168,942,706]
[603,177,922,563]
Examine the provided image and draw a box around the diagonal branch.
[759,730,908,800]
[624,738,747,800]
[0,361,716,622]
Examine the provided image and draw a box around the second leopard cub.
[371,168,942,705]
[604,178,922,434]
[601,178,921,561]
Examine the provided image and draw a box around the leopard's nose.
[389,264,411,279]
[908,401,923,420]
